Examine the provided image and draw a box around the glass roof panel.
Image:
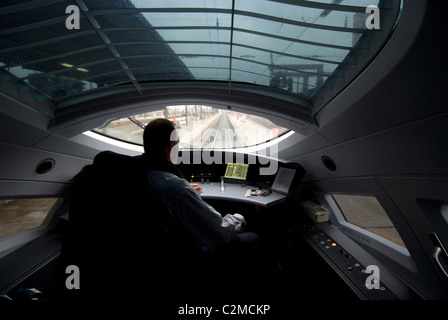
[0,1,69,29]
[125,56,230,82]
[84,0,233,10]
[1,17,89,50]
[153,29,231,43]
[233,18,359,50]
[115,42,230,58]
[20,48,114,77]
[27,60,123,88]
[235,0,380,29]
[0,0,28,8]
[140,12,232,28]
[232,31,350,62]
[130,67,203,82]
[36,70,129,99]
[231,59,326,93]
[106,29,230,44]
[306,0,380,8]
[0,34,105,68]
[95,12,232,29]
[0,0,401,104]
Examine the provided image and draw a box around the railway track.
[202,113,241,149]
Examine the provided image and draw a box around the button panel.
[306,226,397,300]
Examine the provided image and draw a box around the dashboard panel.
[176,150,306,197]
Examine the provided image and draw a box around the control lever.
[220,176,225,192]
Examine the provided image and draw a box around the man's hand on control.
[191,183,202,194]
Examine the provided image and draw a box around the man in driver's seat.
[139,118,259,254]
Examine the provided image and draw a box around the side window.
[0,198,59,239]
[332,194,406,249]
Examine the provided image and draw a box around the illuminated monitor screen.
[224,163,249,181]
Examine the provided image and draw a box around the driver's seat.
[58,151,192,302]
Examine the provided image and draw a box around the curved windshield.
[92,105,289,149]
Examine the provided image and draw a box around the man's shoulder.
[147,170,189,190]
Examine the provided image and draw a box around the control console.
[303,223,399,300]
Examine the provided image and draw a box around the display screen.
[271,167,296,195]
[224,163,249,180]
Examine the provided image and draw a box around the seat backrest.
[59,151,181,300]
[68,150,166,241]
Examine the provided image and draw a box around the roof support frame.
[0,16,67,36]
[0,45,108,69]
[22,53,337,93]
[0,30,96,54]
[74,0,142,95]
[87,8,377,34]
[228,0,236,94]
[106,26,363,51]
[0,23,363,68]
[268,0,388,13]
[114,41,345,65]
[233,9,380,34]
[0,0,67,16]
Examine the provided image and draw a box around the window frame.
[326,193,408,253]
[331,193,406,249]
[323,193,416,272]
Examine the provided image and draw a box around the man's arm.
[174,182,245,251]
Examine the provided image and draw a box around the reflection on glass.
[93,105,288,148]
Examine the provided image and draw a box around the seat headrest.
[94,150,135,166]
[92,150,148,187]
